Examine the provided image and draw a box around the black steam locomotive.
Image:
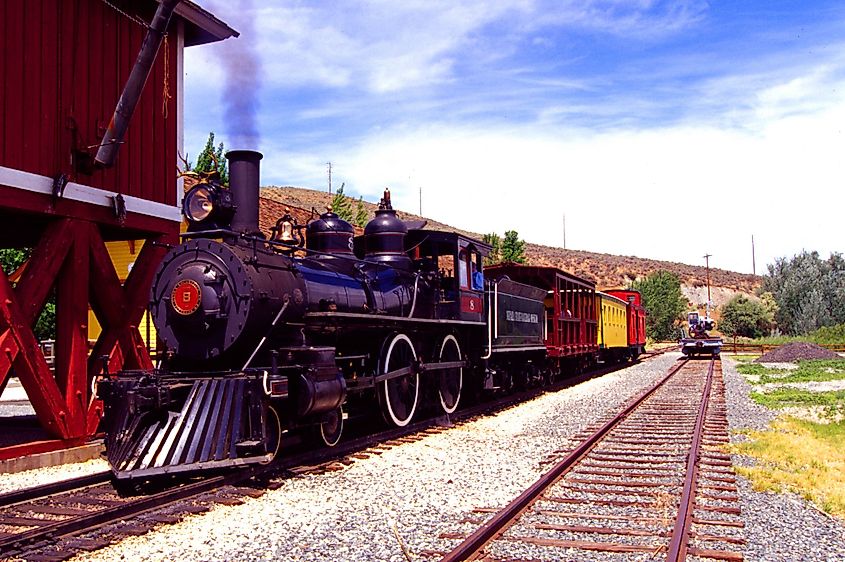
[99,150,549,480]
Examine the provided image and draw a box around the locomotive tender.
[100,150,645,480]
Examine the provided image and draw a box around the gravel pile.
[69,355,680,562]
[755,342,841,363]
[722,356,845,561]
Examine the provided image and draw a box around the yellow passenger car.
[596,292,628,361]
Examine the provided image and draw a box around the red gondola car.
[485,264,598,367]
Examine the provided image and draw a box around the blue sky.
[184,1,844,274]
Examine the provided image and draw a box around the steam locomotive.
[99,150,644,481]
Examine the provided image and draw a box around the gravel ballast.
[9,353,845,561]
[68,355,679,562]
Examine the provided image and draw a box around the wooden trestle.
[0,218,170,459]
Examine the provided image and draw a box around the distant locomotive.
[99,150,646,480]
[681,311,722,357]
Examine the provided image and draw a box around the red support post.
[55,222,91,432]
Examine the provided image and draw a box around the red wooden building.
[0,1,235,459]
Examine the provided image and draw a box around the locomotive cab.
[404,230,490,322]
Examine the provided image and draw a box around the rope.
[99,0,150,29]
[162,34,171,118]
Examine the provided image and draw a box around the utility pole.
[419,186,422,215]
[703,253,712,318]
[752,235,756,276]
[562,213,566,250]
[327,162,332,194]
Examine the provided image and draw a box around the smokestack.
[94,0,181,169]
[226,150,263,234]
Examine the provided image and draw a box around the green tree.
[762,251,845,335]
[192,132,229,184]
[0,248,55,340]
[354,197,368,228]
[719,294,771,338]
[482,233,501,265]
[631,270,686,341]
[0,248,28,274]
[500,230,526,264]
[331,183,354,222]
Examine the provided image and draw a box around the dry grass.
[731,417,845,518]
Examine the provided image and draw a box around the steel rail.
[666,356,716,561]
[440,357,691,562]
[0,471,111,509]
[0,466,265,553]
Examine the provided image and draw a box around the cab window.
[458,249,469,289]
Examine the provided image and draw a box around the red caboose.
[606,289,646,358]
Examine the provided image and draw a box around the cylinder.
[226,149,263,234]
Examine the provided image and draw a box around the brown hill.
[260,185,762,309]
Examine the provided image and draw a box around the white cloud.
[288,93,844,274]
[183,1,845,275]
[195,0,707,95]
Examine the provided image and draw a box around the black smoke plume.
[209,0,263,148]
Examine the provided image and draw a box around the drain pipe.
[95,0,181,168]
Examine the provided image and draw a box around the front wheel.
[259,405,282,464]
[318,407,344,447]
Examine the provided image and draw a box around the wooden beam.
[87,229,167,376]
[0,329,20,391]
[0,267,70,438]
[15,218,74,326]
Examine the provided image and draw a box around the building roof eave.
[174,1,239,46]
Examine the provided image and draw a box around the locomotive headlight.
[183,183,236,230]
[184,186,214,222]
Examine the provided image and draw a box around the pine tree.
[193,132,229,184]
[355,197,368,227]
[482,233,501,265]
[331,183,354,222]
[500,230,526,264]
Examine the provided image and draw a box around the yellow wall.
[597,293,628,349]
[88,240,157,348]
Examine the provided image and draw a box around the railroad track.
[0,353,671,561]
[434,356,744,562]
